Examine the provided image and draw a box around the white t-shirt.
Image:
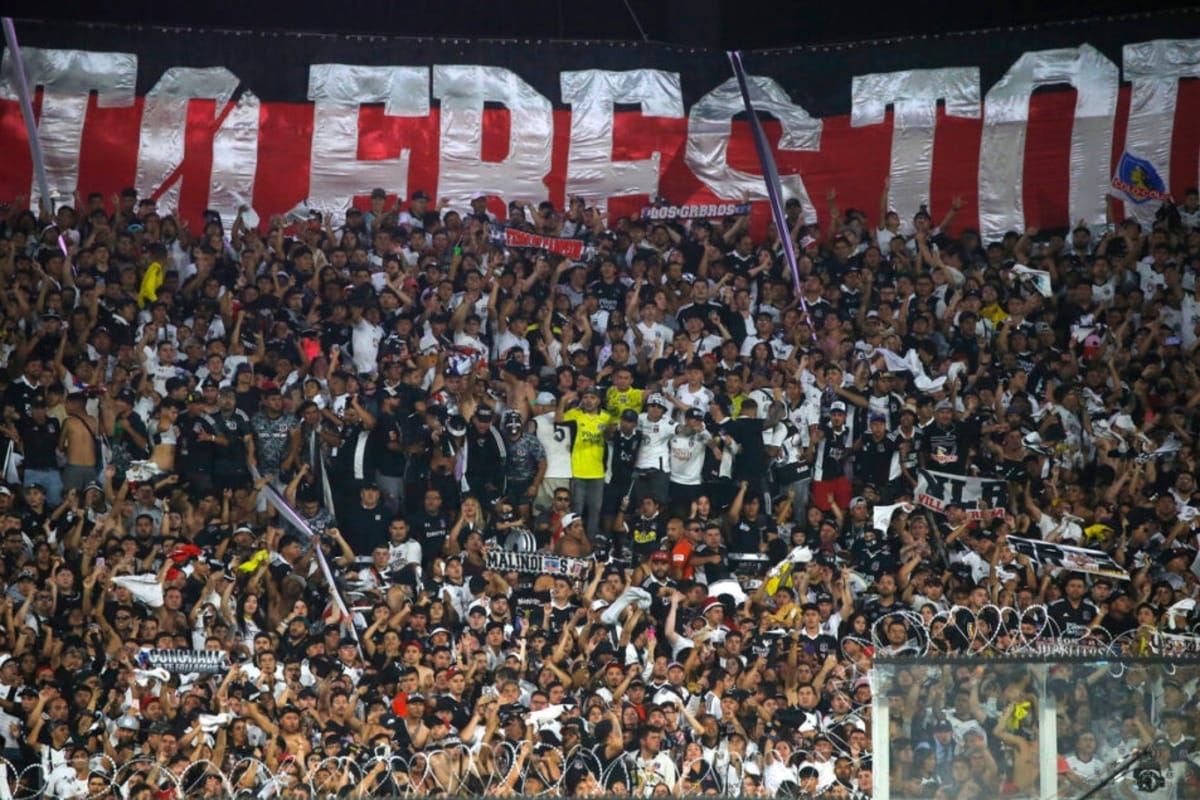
[351,319,383,374]
[635,414,677,472]
[535,413,574,480]
[1066,754,1108,783]
[673,382,714,412]
[669,430,710,486]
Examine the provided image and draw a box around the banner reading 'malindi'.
[1,14,1197,241]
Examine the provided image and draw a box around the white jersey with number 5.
[535,412,574,480]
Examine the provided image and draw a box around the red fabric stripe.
[1022,86,1077,232]
[0,88,1188,236]
[1171,78,1200,200]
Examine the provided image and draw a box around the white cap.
[560,513,581,529]
[646,393,668,409]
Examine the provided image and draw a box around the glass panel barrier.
[873,656,1200,800]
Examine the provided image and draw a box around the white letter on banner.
[0,48,136,206]
[1122,39,1200,226]
[686,76,821,224]
[307,65,430,222]
[851,68,980,232]
[978,45,1118,242]
[560,70,684,210]
[135,68,258,223]
[433,66,552,205]
[211,90,262,226]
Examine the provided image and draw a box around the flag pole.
[2,19,55,215]
[727,50,815,339]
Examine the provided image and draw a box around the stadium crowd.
[0,177,1198,800]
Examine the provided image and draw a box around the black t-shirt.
[17,416,61,470]
[212,409,253,471]
[694,543,733,583]
[608,431,642,483]
[797,629,839,660]
[589,279,625,313]
[854,434,897,485]
[3,378,41,416]
[721,417,770,480]
[413,512,450,568]
[730,513,774,554]
[920,422,967,474]
[627,513,666,559]
[176,411,217,476]
[371,412,408,478]
[339,502,391,556]
[1047,598,1100,638]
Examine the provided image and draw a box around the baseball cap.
[650,551,671,563]
[646,393,668,409]
[935,399,954,411]
[581,386,602,397]
[534,391,557,406]
[620,409,639,422]
[560,513,581,528]
[685,407,704,421]
[830,401,847,413]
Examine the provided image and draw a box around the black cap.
[620,408,639,422]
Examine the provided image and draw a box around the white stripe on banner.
[145,649,229,674]
[485,550,590,578]
[1007,535,1130,580]
[913,468,1008,520]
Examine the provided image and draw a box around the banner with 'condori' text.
[1,13,1198,243]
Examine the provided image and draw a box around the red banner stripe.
[0,83,1194,236]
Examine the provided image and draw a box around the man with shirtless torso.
[60,392,100,493]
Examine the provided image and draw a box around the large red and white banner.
[0,15,1198,241]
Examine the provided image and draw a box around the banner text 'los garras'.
[0,16,1198,242]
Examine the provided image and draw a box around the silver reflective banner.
[978,44,1118,242]
[0,47,136,205]
[307,64,430,222]
[1122,39,1200,226]
[433,65,552,205]
[686,75,821,224]
[560,69,684,209]
[852,68,981,230]
[135,67,243,218]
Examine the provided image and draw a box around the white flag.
[875,348,924,377]
[1012,264,1053,298]
[111,574,165,608]
[873,502,912,533]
